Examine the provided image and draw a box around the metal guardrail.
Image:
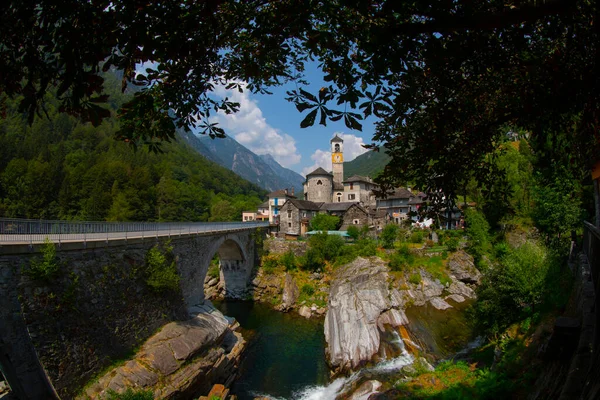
[0,218,269,245]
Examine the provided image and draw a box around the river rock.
[446,250,482,284]
[445,294,466,303]
[325,257,406,373]
[298,305,312,318]
[279,273,299,311]
[348,380,383,400]
[429,297,453,310]
[447,279,476,299]
[406,272,444,306]
[82,302,243,399]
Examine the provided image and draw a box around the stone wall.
[341,205,369,229]
[264,238,308,257]
[0,230,261,399]
[306,175,332,203]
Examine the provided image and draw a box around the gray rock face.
[447,279,476,299]
[325,257,406,372]
[447,250,482,284]
[348,380,383,400]
[429,297,453,310]
[279,273,299,311]
[83,302,243,399]
[406,273,445,306]
[446,294,466,303]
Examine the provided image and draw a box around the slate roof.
[343,175,374,183]
[320,202,361,212]
[378,187,412,200]
[333,181,345,190]
[330,135,343,143]
[258,201,269,208]
[283,199,324,211]
[267,189,296,198]
[306,167,333,176]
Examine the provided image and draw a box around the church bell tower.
[331,135,344,185]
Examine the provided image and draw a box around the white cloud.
[301,132,369,176]
[209,83,301,167]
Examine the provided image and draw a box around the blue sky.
[208,63,378,176]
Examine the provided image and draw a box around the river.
[214,300,421,400]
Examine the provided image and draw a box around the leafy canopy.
[2,0,598,197]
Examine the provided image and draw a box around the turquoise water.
[214,301,330,400]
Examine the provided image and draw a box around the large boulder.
[446,250,482,284]
[279,273,299,311]
[324,257,407,373]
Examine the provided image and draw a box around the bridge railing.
[0,218,269,245]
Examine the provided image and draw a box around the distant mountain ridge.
[180,132,305,193]
[344,149,391,179]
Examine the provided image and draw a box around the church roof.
[306,167,333,176]
[330,135,343,143]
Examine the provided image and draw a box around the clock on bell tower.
[331,135,344,185]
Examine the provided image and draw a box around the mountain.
[181,132,305,194]
[344,149,391,179]
[0,74,266,222]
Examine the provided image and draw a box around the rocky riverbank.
[80,302,245,399]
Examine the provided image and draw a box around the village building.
[279,199,323,236]
[266,189,296,224]
[376,188,427,224]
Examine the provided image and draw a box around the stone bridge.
[0,220,268,399]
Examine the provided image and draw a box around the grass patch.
[396,360,514,399]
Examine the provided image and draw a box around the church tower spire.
[331,135,344,185]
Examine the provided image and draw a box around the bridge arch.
[176,231,257,310]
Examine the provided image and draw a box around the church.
[303,135,378,209]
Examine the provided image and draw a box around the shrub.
[301,284,315,296]
[309,213,341,231]
[261,254,278,274]
[308,232,345,261]
[445,237,459,252]
[425,239,434,248]
[464,208,492,267]
[409,272,421,285]
[380,224,399,249]
[409,230,425,243]
[346,225,360,240]
[208,255,220,279]
[145,242,180,293]
[494,242,510,258]
[355,238,377,257]
[280,250,297,271]
[389,244,415,272]
[27,238,60,282]
[300,248,323,271]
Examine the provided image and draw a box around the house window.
[288,222,292,228]
[287,210,292,218]
[317,180,323,185]
[353,219,360,225]
[337,193,342,202]
[348,194,356,200]
[302,212,307,218]
[350,183,353,190]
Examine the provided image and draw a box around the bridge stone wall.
[0,229,263,399]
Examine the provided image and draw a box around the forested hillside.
[343,150,390,179]
[0,76,265,222]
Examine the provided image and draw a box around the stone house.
[279,199,323,236]
[339,203,370,230]
[342,175,378,208]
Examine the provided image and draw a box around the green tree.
[464,208,492,269]
[380,224,399,249]
[309,213,340,231]
[346,225,360,240]
[3,0,596,202]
